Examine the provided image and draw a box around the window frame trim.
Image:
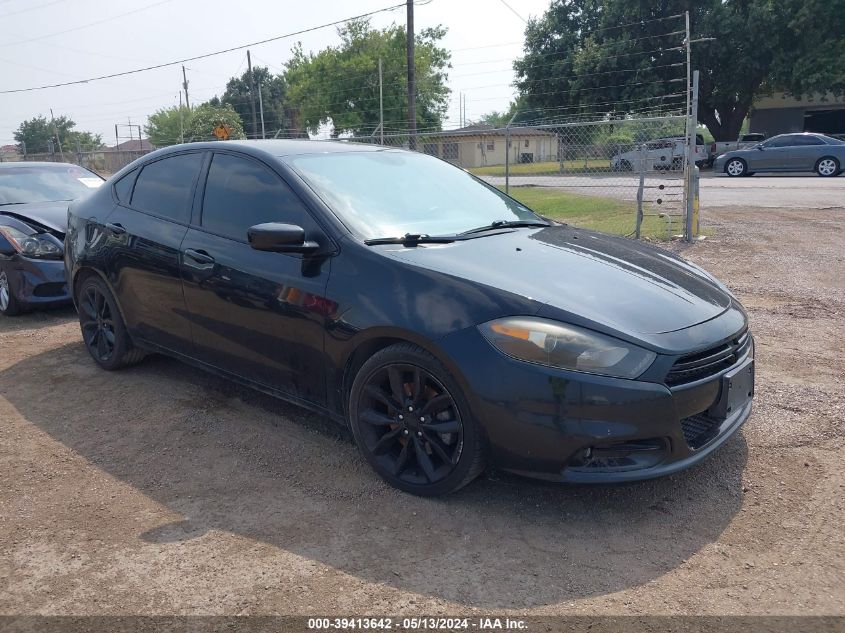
[121,149,208,226]
[194,149,331,248]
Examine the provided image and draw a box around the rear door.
[788,135,827,170]
[179,151,333,403]
[104,151,205,354]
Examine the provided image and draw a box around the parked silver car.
[714,133,845,177]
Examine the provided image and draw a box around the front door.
[180,152,333,404]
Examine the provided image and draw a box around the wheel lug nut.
[417,431,423,437]
[419,417,424,422]
[408,406,413,412]
[403,429,409,435]
[398,414,403,420]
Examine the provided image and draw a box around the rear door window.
[130,153,204,223]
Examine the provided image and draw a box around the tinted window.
[201,153,309,241]
[131,153,203,222]
[763,135,798,148]
[113,169,137,203]
[792,136,825,146]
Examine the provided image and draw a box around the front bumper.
[438,324,753,484]
[7,256,71,307]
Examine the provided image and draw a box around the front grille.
[681,413,721,449]
[666,330,751,386]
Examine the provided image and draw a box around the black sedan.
[0,162,103,315]
[65,141,754,496]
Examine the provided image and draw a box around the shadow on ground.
[2,342,748,608]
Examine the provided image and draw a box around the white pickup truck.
[707,133,767,166]
[611,135,708,171]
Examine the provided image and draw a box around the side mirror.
[247,222,319,254]
[756,145,764,150]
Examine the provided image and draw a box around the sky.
[0,0,552,146]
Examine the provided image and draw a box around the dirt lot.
[1,206,843,617]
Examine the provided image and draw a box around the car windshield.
[287,150,540,239]
[0,164,102,205]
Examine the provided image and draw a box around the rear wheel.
[76,275,145,370]
[815,156,840,177]
[725,158,747,177]
[349,343,485,496]
[0,268,22,316]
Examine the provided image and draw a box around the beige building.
[418,124,560,168]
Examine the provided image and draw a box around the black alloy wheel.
[350,344,484,495]
[76,275,145,370]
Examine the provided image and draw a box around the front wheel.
[725,158,747,177]
[76,275,145,370]
[349,343,485,496]
[0,268,22,316]
[816,156,840,177]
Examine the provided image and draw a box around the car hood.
[381,225,732,336]
[0,200,69,233]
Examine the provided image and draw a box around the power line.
[0,2,408,94]
[0,0,173,48]
[0,0,69,19]
[496,0,526,23]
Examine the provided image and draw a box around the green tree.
[185,103,245,141]
[14,115,75,153]
[514,0,845,141]
[144,106,192,146]
[220,66,303,138]
[284,18,451,136]
[66,131,104,151]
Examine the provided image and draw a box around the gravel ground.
[1,206,843,617]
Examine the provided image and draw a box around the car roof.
[153,139,392,159]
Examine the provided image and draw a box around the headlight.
[478,317,656,379]
[0,226,63,259]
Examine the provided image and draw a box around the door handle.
[184,249,215,265]
[105,222,126,235]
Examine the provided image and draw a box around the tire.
[75,275,145,370]
[0,268,23,316]
[725,158,747,177]
[815,156,840,177]
[618,160,632,172]
[348,343,485,496]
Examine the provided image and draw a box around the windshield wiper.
[457,219,550,236]
[364,233,456,246]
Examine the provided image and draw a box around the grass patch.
[470,159,612,177]
[504,186,672,239]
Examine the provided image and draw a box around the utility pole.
[182,65,190,109]
[257,82,266,139]
[406,0,417,149]
[50,108,64,160]
[178,92,184,143]
[247,50,259,139]
[378,57,384,145]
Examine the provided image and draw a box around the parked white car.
[611,136,708,171]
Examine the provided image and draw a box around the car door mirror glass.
[247,222,318,253]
